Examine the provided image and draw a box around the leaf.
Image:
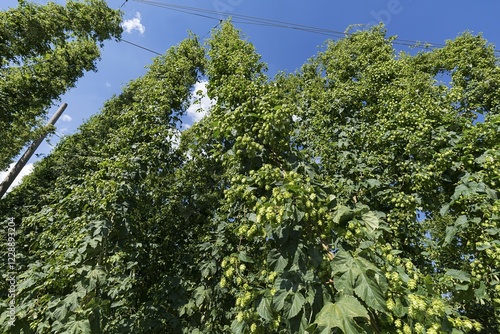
[332,205,354,225]
[366,179,381,188]
[194,286,207,306]
[88,235,102,249]
[87,267,106,292]
[361,211,379,231]
[485,187,497,200]
[475,281,486,299]
[283,202,294,220]
[444,226,457,246]
[289,309,308,334]
[17,277,36,292]
[247,212,257,222]
[314,295,368,334]
[455,215,468,228]
[52,304,68,321]
[231,319,245,334]
[485,227,500,235]
[331,248,353,276]
[257,295,273,321]
[66,319,91,334]
[63,292,81,312]
[238,251,254,263]
[445,269,471,282]
[444,215,468,246]
[452,184,471,201]
[305,285,317,305]
[332,250,387,312]
[335,268,355,295]
[476,242,492,251]
[200,260,216,278]
[392,297,406,318]
[440,203,450,216]
[456,283,469,291]
[293,207,305,222]
[287,292,306,319]
[47,297,62,310]
[268,249,288,272]
[111,300,125,308]
[272,288,288,311]
[452,329,465,334]
[352,257,387,312]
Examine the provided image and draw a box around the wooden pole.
[0,103,68,199]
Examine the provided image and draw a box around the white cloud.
[106,81,111,88]
[122,12,145,35]
[169,130,181,150]
[0,163,34,195]
[60,114,72,122]
[56,128,69,137]
[186,81,214,123]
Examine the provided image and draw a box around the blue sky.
[2,0,500,189]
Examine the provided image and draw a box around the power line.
[202,21,222,40]
[121,38,162,55]
[132,0,346,38]
[131,0,500,55]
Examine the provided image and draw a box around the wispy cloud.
[106,81,111,88]
[186,81,214,123]
[56,128,69,137]
[60,114,72,122]
[0,163,34,194]
[170,129,181,150]
[122,12,145,35]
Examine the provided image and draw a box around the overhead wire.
[132,0,346,38]
[201,21,223,40]
[130,0,500,55]
[121,38,162,55]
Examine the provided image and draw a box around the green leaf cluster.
[1,21,500,333]
[0,0,122,171]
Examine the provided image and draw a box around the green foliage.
[1,21,500,333]
[0,35,205,333]
[314,295,369,334]
[0,0,122,171]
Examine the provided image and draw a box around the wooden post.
[0,103,68,199]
